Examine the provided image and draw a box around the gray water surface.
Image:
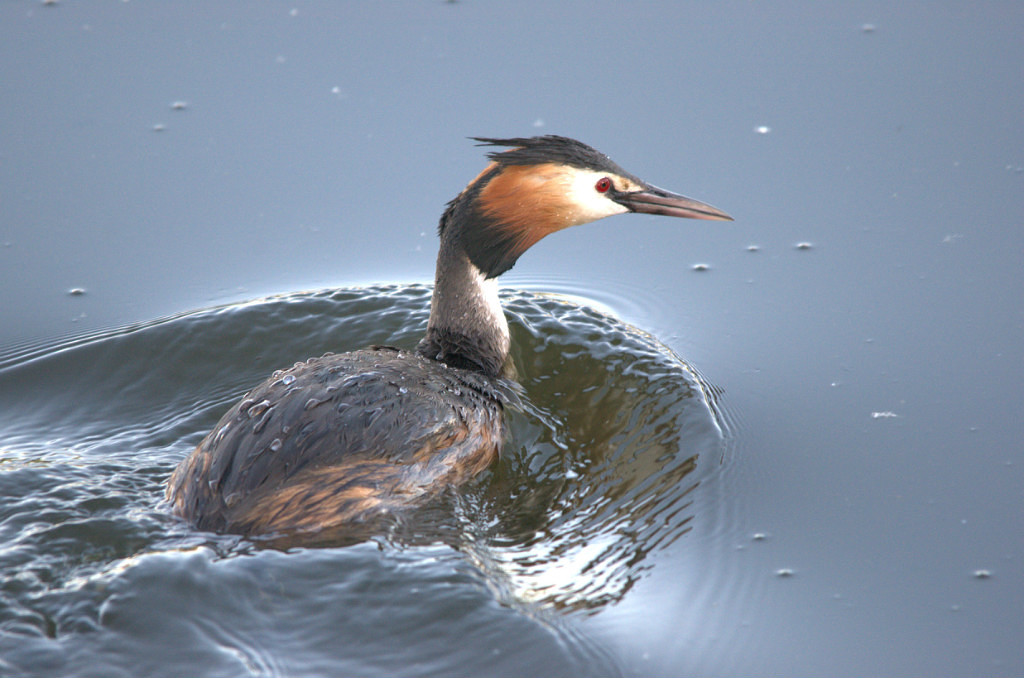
[1,2,1022,677]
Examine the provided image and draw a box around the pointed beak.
[615,185,733,221]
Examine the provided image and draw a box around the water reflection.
[0,285,725,674]
[449,294,723,613]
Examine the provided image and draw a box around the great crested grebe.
[167,135,731,538]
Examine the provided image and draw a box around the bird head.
[441,135,732,278]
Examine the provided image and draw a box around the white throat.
[469,264,511,352]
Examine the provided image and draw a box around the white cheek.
[566,170,629,224]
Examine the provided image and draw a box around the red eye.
[595,177,612,193]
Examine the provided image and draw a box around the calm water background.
[1,2,1022,676]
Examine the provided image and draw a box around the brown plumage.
[168,347,506,536]
[166,135,731,540]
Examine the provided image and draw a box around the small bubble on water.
[171,101,187,110]
[152,123,166,132]
[755,125,771,135]
[861,23,876,33]
[752,532,768,541]
[746,244,760,252]
[795,241,813,250]
[692,263,710,272]
[68,287,86,296]
[775,568,795,578]
[973,569,992,579]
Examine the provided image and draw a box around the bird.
[166,135,731,540]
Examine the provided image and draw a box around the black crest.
[472,135,630,177]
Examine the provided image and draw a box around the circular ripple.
[0,284,729,674]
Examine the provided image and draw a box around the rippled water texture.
[0,286,728,677]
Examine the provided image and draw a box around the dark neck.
[416,244,510,378]
[416,195,511,378]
